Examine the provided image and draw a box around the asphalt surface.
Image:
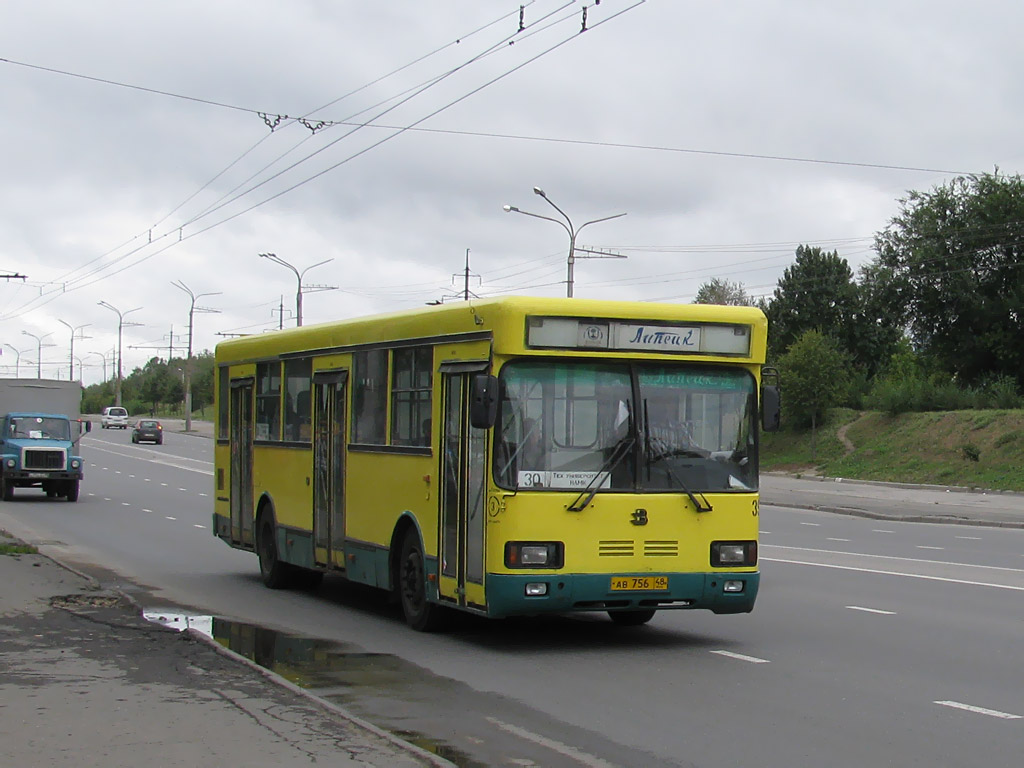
[3,418,1019,766]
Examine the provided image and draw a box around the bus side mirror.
[84,420,92,433]
[470,374,499,429]
[760,366,781,433]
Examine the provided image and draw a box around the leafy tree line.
[694,171,1024,429]
[82,352,216,418]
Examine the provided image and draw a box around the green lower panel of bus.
[484,571,759,618]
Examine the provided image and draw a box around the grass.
[761,409,1024,492]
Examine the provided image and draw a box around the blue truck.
[0,379,90,502]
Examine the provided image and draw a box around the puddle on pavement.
[143,610,484,767]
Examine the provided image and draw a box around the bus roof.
[215,295,768,363]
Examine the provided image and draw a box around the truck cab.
[0,412,89,502]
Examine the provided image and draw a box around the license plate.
[610,575,669,591]
[27,472,49,479]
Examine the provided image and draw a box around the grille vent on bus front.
[598,540,680,557]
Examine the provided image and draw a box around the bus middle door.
[438,369,488,610]
[312,370,347,569]
[229,378,255,548]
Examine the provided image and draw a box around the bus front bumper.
[484,571,759,618]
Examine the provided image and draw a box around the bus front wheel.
[257,517,295,589]
[609,609,656,626]
[65,480,80,502]
[398,530,444,632]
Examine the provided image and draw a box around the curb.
[764,471,1024,498]
[764,499,1024,530]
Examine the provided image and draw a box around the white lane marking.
[799,522,820,526]
[114,471,121,474]
[827,537,851,542]
[198,492,208,497]
[761,531,771,535]
[872,529,894,533]
[764,545,1024,574]
[956,536,982,540]
[121,502,131,507]
[763,558,1024,592]
[178,488,187,492]
[917,545,944,550]
[103,497,112,502]
[129,474,135,478]
[193,524,205,529]
[142,509,153,513]
[144,478,152,482]
[485,717,617,768]
[710,650,770,664]
[934,701,1021,720]
[166,516,177,521]
[161,483,168,487]
[846,606,896,615]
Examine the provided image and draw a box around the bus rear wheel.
[398,530,444,632]
[608,609,656,626]
[257,517,295,589]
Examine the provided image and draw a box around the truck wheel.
[256,516,295,589]
[65,481,80,502]
[398,529,445,632]
[0,475,12,502]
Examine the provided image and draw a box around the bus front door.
[229,379,255,548]
[439,372,488,609]
[312,371,347,568]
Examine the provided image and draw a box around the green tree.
[873,172,1024,389]
[777,329,848,459]
[694,278,752,306]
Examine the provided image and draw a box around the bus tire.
[398,530,444,632]
[65,481,80,502]
[608,609,656,626]
[257,516,295,589]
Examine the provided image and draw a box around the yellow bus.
[212,296,779,630]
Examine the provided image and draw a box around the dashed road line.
[871,529,894,533]
[956,536,982,540]
[486,717,618,768]
[934,701,1021,720]
[917,546,944,550]
[799,522,820,527]
[846,606,896,615]
[827,537,851,542]
[710,650,770,664]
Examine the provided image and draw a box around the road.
[2,427,1022,767]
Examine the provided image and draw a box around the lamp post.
[504,186,626,298]
[258,253,333,327]
[171,281,221,433]
[98,301,142,406]
[58,320,91,382]
[21,330,54,379]
[88,351,108,383]
[3,344,28,379]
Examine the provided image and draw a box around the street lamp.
[58,320,91,382]
[98,301,142,406]
[504,186,626,298]
[3,344,28,379]
[21,330,54,379]
[258,253,333,327]
[88,350,108,383]
[172,281,221,433]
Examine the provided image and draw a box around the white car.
[100,406,129,429]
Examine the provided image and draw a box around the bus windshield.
[495,360,757,494]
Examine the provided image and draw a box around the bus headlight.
[711,541,757,567]
[71,459,81,469]
[5,458,14,469]
[505,542,564,569]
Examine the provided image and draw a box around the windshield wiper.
[568,437,634,513]
[644,439,713,512]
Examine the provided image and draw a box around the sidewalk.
[0,534,450,768]
[761,472,1024,528]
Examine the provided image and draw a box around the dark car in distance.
[131,419,163,445]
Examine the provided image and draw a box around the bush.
[960,443,981,462]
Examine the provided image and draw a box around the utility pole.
[98,301,143,406]
[58,320,90,382]
[258,253,336,327]
[172,281,221,432]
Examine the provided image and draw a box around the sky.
[2,1,1021,387]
